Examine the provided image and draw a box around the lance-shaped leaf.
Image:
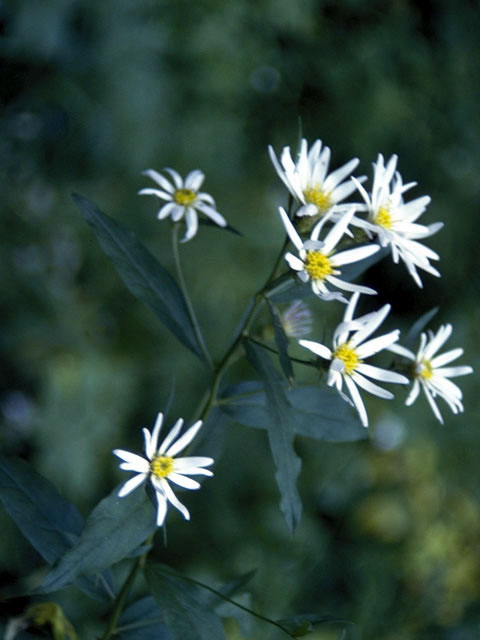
[0,454,113,601]
[219,382,366,442]
[40,486,156,593]
[145,564,226,640]
[72,194,204,362]
[118,596,172,640]
[404,306,439,349]
[244,340,302,534]
[266,300,294,383]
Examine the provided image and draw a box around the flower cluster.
[269,137,472,426]
[121,136,472,526]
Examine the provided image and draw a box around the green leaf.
[72,194,204,362]
[244,340,302,534]
[404,306,439,349]
[0,453,83,565]
[145,564,226,640]
[0,454,113,601]
[219,382,366,442]
[117,597,171,640]
[267,300,294,383]
[40,486,156,593]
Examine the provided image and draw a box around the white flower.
[138,168,227,242]
[351,154,443,287]
[279,206,380,303]
[299,292,409,427]
[280,299,313,338]
[113,412,213,526]
[269,138,364,218]
[389,324,473,424]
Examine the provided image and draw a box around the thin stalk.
[171,223,213,369]
[100,535,154,640]
[158,567,295,638]
[245,336,316,367]
[198,235,291,423]
[100,558,141,640]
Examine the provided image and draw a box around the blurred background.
[1,0,480,637]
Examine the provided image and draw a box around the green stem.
[198,235,291,423]
[172,223,214,369]
[245,336,316,367]
[158,567,295,638]
[100,558,142,640]
[100,535,154,640]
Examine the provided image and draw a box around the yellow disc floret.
[418,359,434,380]
[375,206,393,229]
[333,342,361,375]
[150,455,174,478]
[304,186,333,213]
[174,188,197,206]
[304,251,334,281]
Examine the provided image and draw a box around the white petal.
[298,339,332,360]
[160,478,190,520]
[351,371,394,399]
[386,343,415,360]
[157,202,177,220]
[182,208,199,242]
[285,252,305,272]
[344,376,369,427]
[327,275,377,295]
[163,168,183,189]
[168,472,201,490]
[141,169,175,193]
[195,202,227,227]
[184,169,205,191]
[150,412,164,456]
[405,379,420,406]
[356,330,400,359]
[332,244,380,268]
[422,383,444,424]
[113,450,150,472]
[435,365,473,378]
[138,188,172,200]
[279,207,304,251]
[430,348,463,368]
[158,418,184,455]
[174,456,214,469]
[155,492,168,527]
[356,363,409,384]
[165,420,203,457]
[118,473,147,497]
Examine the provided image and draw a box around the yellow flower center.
[418,359,434,380]
[150,455,174,478]
[333,343,361,375]
[375,205,393,229]
[304,250,333,281]
[174,188,196,206]
[304,186,332,213]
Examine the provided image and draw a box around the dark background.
[1,1,479,638]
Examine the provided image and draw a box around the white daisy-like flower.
[299,292,409,427]
[138,168,227,242]
[113,412,213,526]
[279,206,380,303]
[351,154,443,287]
[389,324,473,424]
[280,299,313,338]
[269,138,364,218]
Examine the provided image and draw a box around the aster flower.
[279,206,380,303]
[138,168,227,242]
[389,324,473,424]
[280,299,313,338]
[299,292,409,427]
[113,413,213,526]
[350,154,443,287]
[269,138,364,218]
